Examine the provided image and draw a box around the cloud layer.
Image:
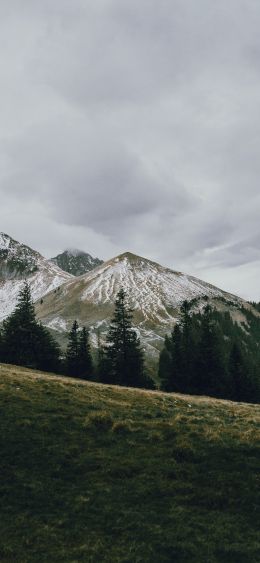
[0,0,259,299]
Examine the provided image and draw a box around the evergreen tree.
[102,288,146,387]
[160,325,184,392]
[66,320,80,376]
[95,328,105,380]
[78,326,93,379]
[2,282,60,372]
[159,302,260,403]
[171,324,184,391]
[229,343,247,402]
[179,300,197,391]
[65,321,94,379]
[34,323,61,373]
[195,305,227,397]
[158,334,172,391]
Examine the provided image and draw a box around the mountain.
[35,252,249,357]
[0,233,72,321]
[51,249,103,276]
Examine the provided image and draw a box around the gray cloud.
[0,0,260,299]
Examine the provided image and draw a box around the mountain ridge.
[0,234,256,361]
[35,251,250,359]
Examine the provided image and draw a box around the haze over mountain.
[0,233,72,321]
[51,249,103,276]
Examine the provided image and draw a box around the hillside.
[0,363,259,562]
[51,249,103,276]
[0,233,72,321]
[36,252,247,356]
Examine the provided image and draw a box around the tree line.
[0,283,259,403]
[159,301,260,403]
[0,284,151,387]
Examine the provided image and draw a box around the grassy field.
[0,363,259,562]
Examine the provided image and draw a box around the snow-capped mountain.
[36,252,246,356]
[0,233,73,321]
[51,249,103,276]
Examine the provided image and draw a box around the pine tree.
[159,325,184,392]
[2,281,39,368]
[66,320,80,376]
[103,288,145,387]
[195,305,227,397]
[158,334,172,391]
[159,302,260,402]
[2,282,60,372]
[78,327,93,379]
[179,300,196,391]
[96,328,105,380]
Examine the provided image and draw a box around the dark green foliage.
[229,343,249,402]
[66,320,79,376]
[160,303,260,403]
[195,305,227,397]
[1,282,61,372]
[101,288,152,388]
[78,326,93,379]
[66,321,93,379]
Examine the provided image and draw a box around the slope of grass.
[0,363,259,562]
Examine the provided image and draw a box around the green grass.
[0,363,259,562]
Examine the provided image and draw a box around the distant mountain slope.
[51,249,103,276]
[36,252,248,356]
[0,233,72,321]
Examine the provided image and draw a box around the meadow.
[0,363,259,562]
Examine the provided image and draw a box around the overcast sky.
[0,1,260,300]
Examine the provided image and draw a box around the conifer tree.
[179,300,196,391]
[96,328,105,380]
[103,288,145,387]
[78,326,93,379]
[195,305,227,397]
[2,282,60,372]
[159,302,260,403]
[159,326,184,392]
[66,320,80,376]
[158,334,172,391]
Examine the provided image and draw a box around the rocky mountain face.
[51,249,103,276]
[0,233,72,321]
[35,252,248,358]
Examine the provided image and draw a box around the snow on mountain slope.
[79,253,237,320]
[0,233,73,321]
[36,252,245,355]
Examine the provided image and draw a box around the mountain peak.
[51,249,103,276]
[36,250,246,359]
[112,251,143,264]
[64,248,84,258]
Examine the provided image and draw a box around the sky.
[0,1,259,301]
